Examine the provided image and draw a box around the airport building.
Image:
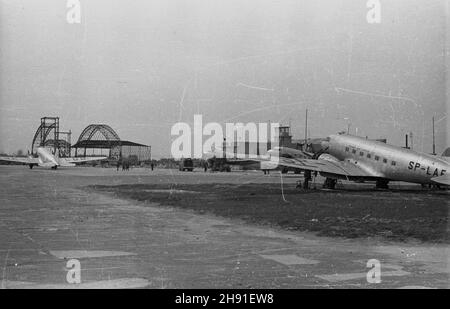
[72,124,151,163]
[31,117,72,157]
[225,125,306,158]
[31,117,151,163]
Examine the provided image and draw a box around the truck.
[179,158,194,171]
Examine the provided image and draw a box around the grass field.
[91,183,449,243]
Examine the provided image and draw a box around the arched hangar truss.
[72,124,151,163]
[77,124,120,144]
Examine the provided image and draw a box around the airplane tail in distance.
[442,147,450,157]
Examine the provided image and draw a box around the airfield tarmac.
[0,165,448,289]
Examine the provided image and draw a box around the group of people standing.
[115,160,154,171]
[116,160,130,171]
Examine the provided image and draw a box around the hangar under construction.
[31,117,151,163]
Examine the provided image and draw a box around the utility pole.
[304,108,308,144]
[409,132,413,150]
[432,116,436,155]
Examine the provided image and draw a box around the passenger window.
[383,158,388,163]
[359,151,364,156]
[391,161,396,166]
[374,156,379,161]
[352,149,356,154]
[367,154,371,159]
[345,147,349,152]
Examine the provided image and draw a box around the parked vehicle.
[179,158,194,171]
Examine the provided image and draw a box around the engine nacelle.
[317,153,340,163]
[260,160,279,170]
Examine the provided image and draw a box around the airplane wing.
[204,149,374,178]
[274,147,314,159]
[431,175,450,186]
[62,156,107,164]
[226,159,262,165]
[0,156,39,164]
[259,156,376,178]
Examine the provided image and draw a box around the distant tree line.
[0,149,26,165]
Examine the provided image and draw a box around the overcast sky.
[0,0,448,157]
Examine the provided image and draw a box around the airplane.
[256,133,450,189]
[268,146,315,159]
[238,146,315,174]
[0,147,107,169]
[203,145,313,173]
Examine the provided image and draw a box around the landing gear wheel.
[29,164,34,169]
[303,170,312,190]
[323,178,337,189]
[376,179,389,189]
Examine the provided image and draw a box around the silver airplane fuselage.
[324,134,449,185]
[36,147,60,167]
[34,147,77,167]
